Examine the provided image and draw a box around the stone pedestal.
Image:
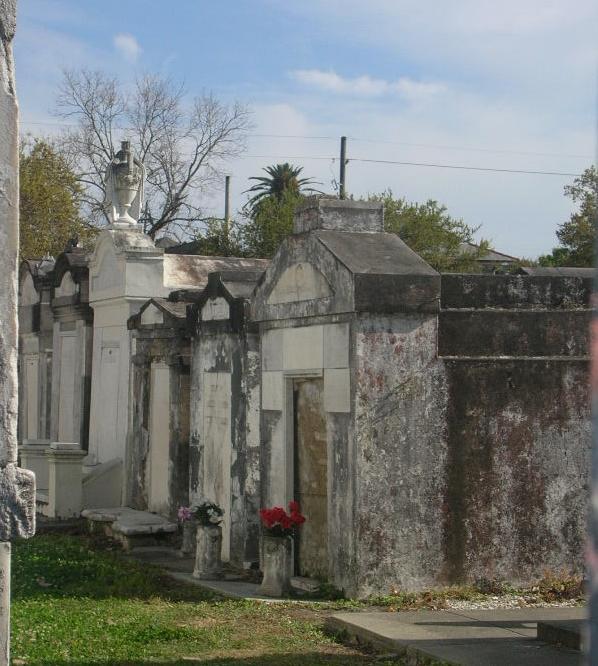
[193,525,223,579]
[46,443,87,519]
[20,440,50,491]
[179,519,198,558]
[259,535,292,597]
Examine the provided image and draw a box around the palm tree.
[245,163,319,210]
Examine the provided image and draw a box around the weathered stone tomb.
[250,197,591,598]
[187,265,268,566]
[17,256,55,447]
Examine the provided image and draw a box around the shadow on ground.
[21,655,392,666]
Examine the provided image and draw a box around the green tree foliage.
[370,191,490,272]
[245,163,318,210]
[191,218,245,257]
[538,166,597,267]
[241,189,301,257]
[19,138,95,259]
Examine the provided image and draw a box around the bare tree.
[56,69,251,239]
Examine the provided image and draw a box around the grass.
[10,534,401,665]
[10,533,584,664]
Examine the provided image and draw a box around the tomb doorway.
[148,363,170,514]
[293,377,328,579]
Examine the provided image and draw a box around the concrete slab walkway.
[127,546,299,602]
[327,608,585,665]
[126,546,586,663]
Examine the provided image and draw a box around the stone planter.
[259,535,292,597]
[179,518,198,558]
[192,524,223,580]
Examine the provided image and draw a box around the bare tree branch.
[54,69,252,238]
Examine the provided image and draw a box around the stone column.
[0,2,37,664]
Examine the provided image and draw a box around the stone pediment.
[55,272,78,298]
[19,273,38,306]
[251,234,351,322]
[267,263,332,305]
[201,297,230,322]
[140,303,164,326]
[252,225,440,322]
[129,297,189,331]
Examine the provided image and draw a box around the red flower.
[260,503,306,534]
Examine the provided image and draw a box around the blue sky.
[15,0,598,257]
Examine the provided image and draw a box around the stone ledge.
[82,506,177,534]
[537,620,583,651]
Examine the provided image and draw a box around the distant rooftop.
[459,242,520,264]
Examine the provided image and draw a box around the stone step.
[82,506,178,550]
[290,576,320,593]
[537,620,584,651]
[326,608,584,666]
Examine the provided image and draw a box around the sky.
[14,0,598,258]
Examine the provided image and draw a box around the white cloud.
[113,33,141,62]
[291,69,446,100]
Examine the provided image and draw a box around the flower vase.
[193,524,223,580]
[179,518,198,558]
[259,535,292,597]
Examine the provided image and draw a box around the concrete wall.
[353,313,447,597]
[348,274,590,596]
[438,274,591,585]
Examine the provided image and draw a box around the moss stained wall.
[353,314,447,596]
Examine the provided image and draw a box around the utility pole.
[339,136,347,199]
[224,175,231,246]
[224,175,231,224]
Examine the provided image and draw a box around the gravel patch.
[446,595,584,610]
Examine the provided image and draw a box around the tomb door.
[202,372,232,561]
[97,344,120,461]
[148,363,170,515]
[57,334,76,441]
[293,377,328,579]
[24,354,39,439]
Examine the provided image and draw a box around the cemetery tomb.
[188,266,268,566]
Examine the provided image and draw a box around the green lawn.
[10,534,398,665]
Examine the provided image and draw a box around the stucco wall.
[353,314,447,597]
[349,273,590,596]
[438,274,591,585]
[442,358,589,583]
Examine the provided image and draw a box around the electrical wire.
[19,120,586,176]
[239,154,582,177]
[19,121,592,161]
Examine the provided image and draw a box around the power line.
[348,137,592,161]
[18,120,584,177]
[19,121,592,160]
[349,157,582,177]
[249,132,592,160]
[240,154,582,177]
